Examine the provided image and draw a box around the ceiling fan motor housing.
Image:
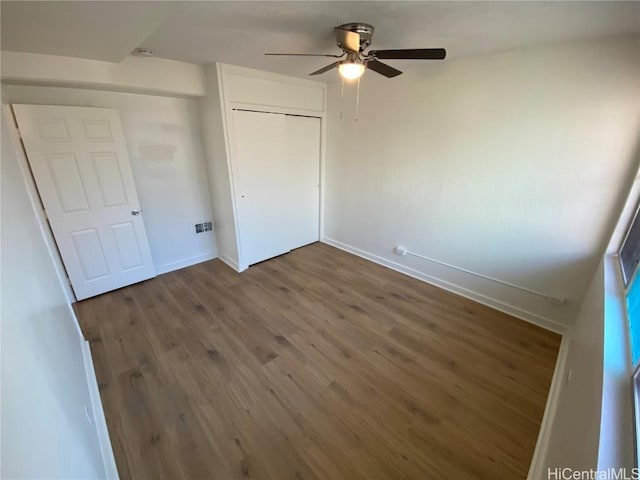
[336,23,374,52]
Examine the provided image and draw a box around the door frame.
[224,102,326,271]
[4,105,77,304]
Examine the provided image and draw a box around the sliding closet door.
[232,110,291,266]
[284,115,321,250]
[232,109,321,268]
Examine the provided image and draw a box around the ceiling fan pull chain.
[355,77,361,122]
[340,77,344,120]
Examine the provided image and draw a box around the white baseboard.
[321,237,569,478]
[321,237,567,335]
[527,334,571,479]
[155,252,217,276]
[218,254,241,272]
[81,340,119,480]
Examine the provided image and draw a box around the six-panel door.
[13,104,156,300]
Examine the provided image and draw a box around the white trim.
[216,63,245,271]
[81,339,119,480]
[402,248,563,303]
[66,292,118,479]
[154,252,216,276]
[3,105,77,304]
[599,255,635,470]
[319,86,327,241]
[321,237,567,335]
[527,334,571,480]
[218,254,243,272]
[217,63,327,272]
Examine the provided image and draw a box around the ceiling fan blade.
[336,29,360,52]
[265,53,344,58]
[309,61,340,76]
[366,60,402,78]
[369,48,446,60]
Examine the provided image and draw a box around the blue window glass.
[626,272,640,365]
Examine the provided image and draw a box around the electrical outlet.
[195,223,204,234]
[394,246,408,256]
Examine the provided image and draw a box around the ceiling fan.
[265,23,446,80]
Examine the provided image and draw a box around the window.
[621,205,640,365]
[621,204,640,468]
[621,206,640,286]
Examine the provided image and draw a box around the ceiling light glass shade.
[338,62,365,80]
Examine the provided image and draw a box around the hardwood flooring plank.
[76,242,561,480]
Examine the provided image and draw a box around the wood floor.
[75,242,561,480]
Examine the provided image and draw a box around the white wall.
[198,64,239,270]
[1,110,105,478]
[536,261,605,475]
[1,51,206,97]
[4,84,217,276]
[324,35,640,328]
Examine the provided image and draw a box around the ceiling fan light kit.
[265,22,446,80]
[338,61,365,80]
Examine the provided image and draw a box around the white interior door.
[284,115,321,250]
[231,110,321,268]
[13,104,155,300]
[232,110,291,267]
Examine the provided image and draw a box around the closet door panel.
[232,110,291,266]
[285,115,321,249]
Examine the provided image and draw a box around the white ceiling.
[2,1,639,80]
[0,1,174,63]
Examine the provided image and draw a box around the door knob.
[131,209,141,215]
